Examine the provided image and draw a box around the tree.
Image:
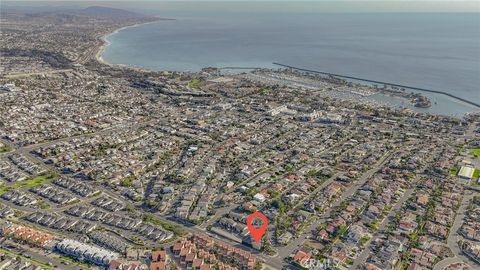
[271,199,285,213]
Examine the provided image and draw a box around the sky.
[3,0,479,1]
[2,0,480,13]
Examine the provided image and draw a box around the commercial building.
[458,166,474,181]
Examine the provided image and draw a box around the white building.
[318,113,344,124]
[253,193,266,203]
[298,110,320,122]
[0,83,19,92]
[267,105,288,116]
[56,239,119,266]
[458,166,474,181]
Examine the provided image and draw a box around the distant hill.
[1,5,148,18]
[0,4,83,13]
[72,6,147,18]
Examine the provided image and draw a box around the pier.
[272,62,480,109]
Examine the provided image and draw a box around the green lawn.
[450,167,459,176]
[15,172,58,189]
[187,79,204,89]
[360,235,371,246]
[474,169,480,179]
[469,148,480,157]
[259,86,270,94]
[0,146,12,154]
[120,176,134,187]
[58,254,92,269]
[0,172,59,195]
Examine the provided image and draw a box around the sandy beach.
[95,19,166,66]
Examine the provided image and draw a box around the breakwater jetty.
[219,67,262,70]
[273,62,480,109]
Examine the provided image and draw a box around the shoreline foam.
[95,20,164,67]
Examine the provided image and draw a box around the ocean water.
[102,11,480,116]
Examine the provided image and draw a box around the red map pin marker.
[247,212,268,244]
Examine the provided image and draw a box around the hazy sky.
[4,0,479,1]
[3,0,480,13]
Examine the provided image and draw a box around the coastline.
[95,19,166,67]
[91,18,478,118]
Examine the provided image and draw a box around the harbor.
[273,62,480,109]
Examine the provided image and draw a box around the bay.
[101,11,480,116]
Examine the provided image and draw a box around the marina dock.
[273,62,480,109]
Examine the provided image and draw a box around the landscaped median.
[142,213,187,237]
